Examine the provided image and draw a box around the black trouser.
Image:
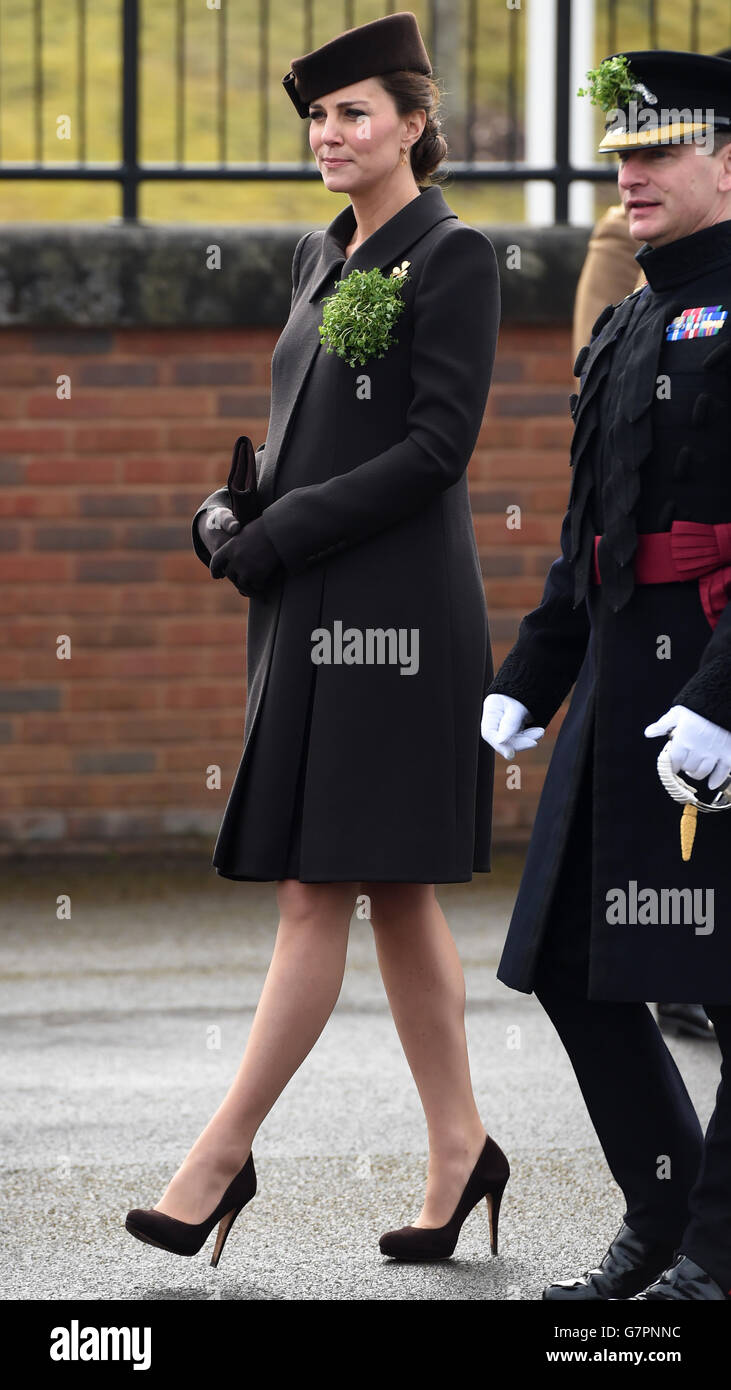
[532,762,731,1293]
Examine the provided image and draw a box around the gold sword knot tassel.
[680,802,698,862]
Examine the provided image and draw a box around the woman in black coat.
[125,12,510,1269]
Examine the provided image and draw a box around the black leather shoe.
[628,1254,730,1300]
[543,1222,678,1300]
[657,1003,716,1041]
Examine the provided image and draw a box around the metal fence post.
[121,0,139,221]
[554,0,572,224]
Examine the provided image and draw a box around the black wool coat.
[192,185,500,882]
[487,219,731,1002]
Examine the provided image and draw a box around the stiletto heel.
[125,1152,256,1267]
[379,1134,510,1262]
[210,1205,242,1268]
[485,1173,508,1255]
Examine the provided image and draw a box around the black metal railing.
[0,0,729,222]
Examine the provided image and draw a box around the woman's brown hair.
[376,70,449,185]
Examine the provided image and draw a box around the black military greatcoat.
[192,185,500,883]
[487,219,731,1002]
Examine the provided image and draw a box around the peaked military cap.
[584,49,731,153]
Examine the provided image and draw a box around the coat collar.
[306,184,457,302]
[257,186,457,506]
[635,217,731,291]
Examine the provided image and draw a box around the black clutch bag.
[226,435,262,526]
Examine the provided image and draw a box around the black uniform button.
[590,303,615,338]
[703,338,731,370]
[568,391,579,418]
[658,499,676,529]
[673,445,693,480]
[572,344,590,378]
[691,393,713,427]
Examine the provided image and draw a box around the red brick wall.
[474,324,575,839]
[0,322,574,856]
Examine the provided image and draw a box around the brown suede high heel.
[379,1135,509,1261]
[125,1153,256,1268]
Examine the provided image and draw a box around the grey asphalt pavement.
[0,850,720,1302]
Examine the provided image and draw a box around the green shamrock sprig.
[577,55,641,110]
[319,261,411,368]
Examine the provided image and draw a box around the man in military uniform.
[482,50,731,1300]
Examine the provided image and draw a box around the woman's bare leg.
[364,881,490,1228]
[153,878,357,1223]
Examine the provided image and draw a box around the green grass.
[0,0,728,223]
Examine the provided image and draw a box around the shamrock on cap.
[577,54,657,111]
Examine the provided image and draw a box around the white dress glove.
[645,704,731,790]
[481,693,546,759]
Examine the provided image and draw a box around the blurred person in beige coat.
[572,202,646,367]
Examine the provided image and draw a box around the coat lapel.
[306,184,457,301]
[257,186,457,504]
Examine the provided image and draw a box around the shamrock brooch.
[319,261,411,368]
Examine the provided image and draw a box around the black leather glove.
[209,515,284,595]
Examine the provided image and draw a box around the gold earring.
[400,146,408,165]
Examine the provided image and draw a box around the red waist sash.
[592,521,731,629]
